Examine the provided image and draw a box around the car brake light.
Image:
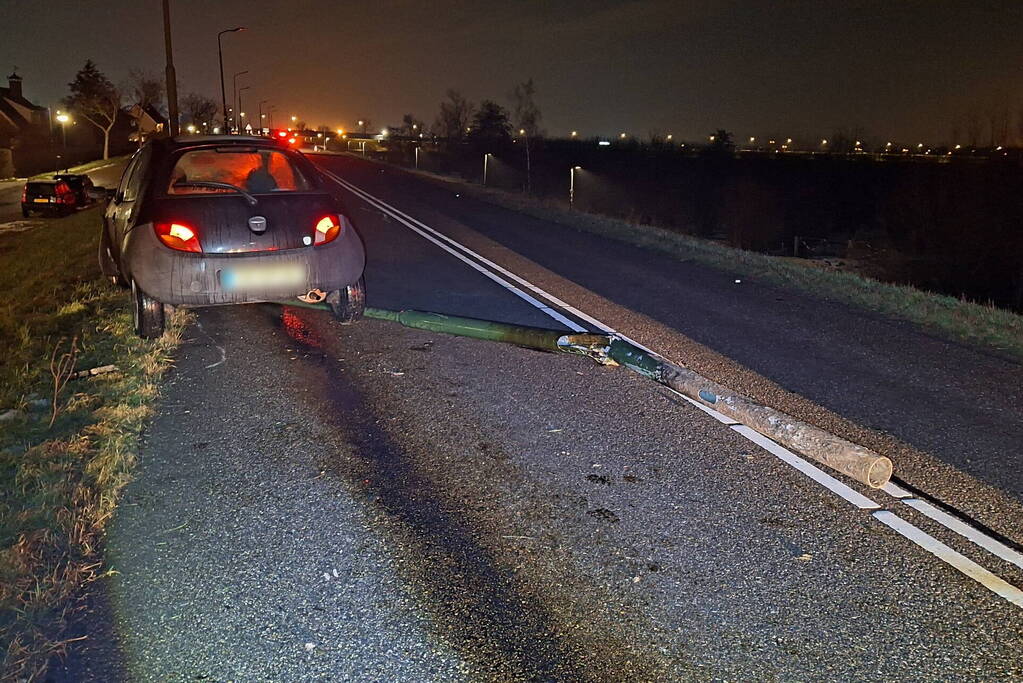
[155,222,202,253]
[313,215,342,246]
[21,188,27,203]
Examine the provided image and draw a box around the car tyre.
[132,279,165,339]
[99,227,127,287]
[326,276,365,324]
[21,207,29,218]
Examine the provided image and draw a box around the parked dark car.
[99,135,367,338]
[54,173,96,206]
[21,179,78,216]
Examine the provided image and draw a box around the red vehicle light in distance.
[155,222,202,252]
[313,215,342,245]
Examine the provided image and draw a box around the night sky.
[3,0,1022,143]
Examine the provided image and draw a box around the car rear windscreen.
[27,183,55,196]
[167,148,313,195]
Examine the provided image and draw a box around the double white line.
[319,162,1023,610]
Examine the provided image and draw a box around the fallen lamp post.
[275,301,894,489]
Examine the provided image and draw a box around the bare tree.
[510,78,543,193]
[124,69,164,114]
[180,92,219,128]
[401,113,424,136]
[988,95,1011,147]
[435,89,474,140]
[64,60,121,160]
[966,110,982,147]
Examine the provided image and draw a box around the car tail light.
[55,182,72,203]
[21,187,27,203]
[313,215,342,246]
[154,222,202,253]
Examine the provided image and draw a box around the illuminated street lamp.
[55,111,71,171]
[571,130,578,138]
[619,132,627,139]
[232,70,249,133]
[666,134,673,141]
[570,165,581,210]
[217,27,245,132]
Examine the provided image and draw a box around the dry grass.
[0,207,189,680]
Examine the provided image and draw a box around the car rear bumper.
[125,223,366,306]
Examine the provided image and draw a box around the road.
[0,160,125,227]
[57,152,1023,680]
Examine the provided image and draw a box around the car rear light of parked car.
[21,188,27,203]
[313,215,342,246]
[155,222,203,253]
[55,182,72,204]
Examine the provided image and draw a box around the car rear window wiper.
[172,180,258,206]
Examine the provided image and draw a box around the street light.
[232,72,249,132]
[570,166,581,210]
[217,27,245,133]
[571,130,578,137]
[55,111,70,171]
[258,99,269,132]
[237,85,250,131]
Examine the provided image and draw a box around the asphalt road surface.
[57,152,1023,680]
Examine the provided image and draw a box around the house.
[0,71,50,177]
[128,103,167,144]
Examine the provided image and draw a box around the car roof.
[164,134,282,149]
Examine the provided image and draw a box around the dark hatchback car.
[21,179,78,216]
[99,135,366,338]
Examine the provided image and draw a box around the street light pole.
[483,153,490,185]
[237,86,250,132]
[162,0,179,136]
[258,99,268,133]
[570,166,580,210]
[232,70,249,134]
[217,27,244,133]
[415,145,419,169]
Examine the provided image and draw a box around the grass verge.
[0,208,188,679]
[28,155,129,181]
[364,155,1023,363]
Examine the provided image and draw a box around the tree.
[64,60,121,160]
[469,100,512,145]
[124,69,164,114]
[180,92,218,128]
[707,129,734,152]
[435,89,474,140]
[510,78,542,193]
[400,113,424,136]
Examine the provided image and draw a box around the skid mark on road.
[318,160,1023,612]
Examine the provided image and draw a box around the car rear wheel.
[132,279,165,339]
[326,276,365,324]
[21,207,29,218]
[99,227,126,287]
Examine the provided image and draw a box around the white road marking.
[320,161,1023,609]
[730,425,880,509]
[881,480,1023,572]
[873,511,1023,609]
[901,498,1023,571]
[195,319,227,369]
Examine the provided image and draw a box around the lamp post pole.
[483,153,490,185]
[258,99,268,133]
[162,0,179,136]
[570,166,580,210]
[237,86,250,133]
[232,70,249,134]
[415,145,419,169]
[217,27,244,133]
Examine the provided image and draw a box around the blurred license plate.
[221,263,305,291]
[33,198,50,203]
